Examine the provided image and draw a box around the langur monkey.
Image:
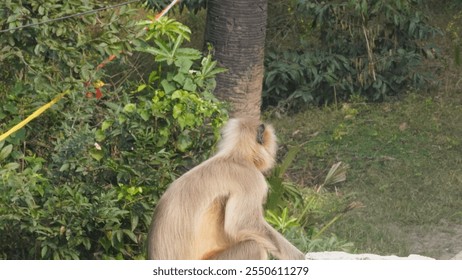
[147,118,305,260]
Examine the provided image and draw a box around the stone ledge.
[452,251,462,260]
[305,251,435,260]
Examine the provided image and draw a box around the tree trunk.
[205,0,267,119]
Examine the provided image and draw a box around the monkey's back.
[147,156,260,259]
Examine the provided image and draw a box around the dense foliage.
[3,0,449,260]
[0,0,140,145]
[265,148,354,252]
[0,0,227,259]
[264,0,441,110]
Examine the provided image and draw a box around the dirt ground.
[403,221,462,259]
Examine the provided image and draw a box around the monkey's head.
[218,118,277,172]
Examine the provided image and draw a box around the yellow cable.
[0,90,70,142]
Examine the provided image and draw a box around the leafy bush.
[0,0,140,146]
[0,14,227,259]
[263,0,441,110]
[265,147,355,252]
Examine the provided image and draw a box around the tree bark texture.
[205,0,267,119]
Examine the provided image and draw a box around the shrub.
[0,15,227,259]
[263,0,441,110]
[265,147,356,252]
[0,1,139,146]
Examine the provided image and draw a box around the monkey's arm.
[223,192,305,260]
[262,222,306,260]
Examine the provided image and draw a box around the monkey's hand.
[277,242,306,260]
[264,224,306,260]
[285,249,306,260]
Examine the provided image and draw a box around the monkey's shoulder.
[202,155,264,178]
[170,155,267,192]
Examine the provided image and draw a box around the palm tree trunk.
[205,0,267,119]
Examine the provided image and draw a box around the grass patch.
[271,90,462,258]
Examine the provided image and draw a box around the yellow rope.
[0,90,70,142]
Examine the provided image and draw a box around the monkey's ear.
[256,124,266,145]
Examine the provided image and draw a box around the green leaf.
[82,238,91,250]
[136,84,147,93]
[153,39,173,63]
[0,144,13,161]
[175,58,194,74]
[176,48,201,60]
[275,146,301,177]
[173,104,183,118]
[89,148,104,161]
[177,116,187,130]
[137,45,161,56]
[161,80,175,94]
[101,120,113,131]
[184,113,196,127]
[139,109,150,121]
[41,246,48,258]
[123,229,138,243]
[115,230,123,243]
[123,103,137,113]
[59,163,70,172]
[95,129,106,142]
[172,34,183,54]
[131,215,139,232]
[183,78,197,92]
[172,90,183,99]
[176,133,192,152]
[173,72,186,85]
[2,162,20,171]
[118,114,127,124]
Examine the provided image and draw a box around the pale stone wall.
[305,251,435,260]
[305,251,462,260]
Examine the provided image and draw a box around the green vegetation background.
[1,0,461,259]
